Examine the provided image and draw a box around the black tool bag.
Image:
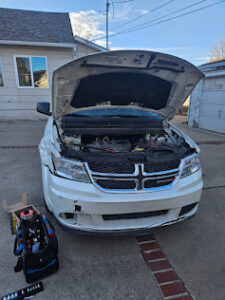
[14,214,59,283]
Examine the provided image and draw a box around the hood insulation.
[71,72,172,110]
[52,50,204,120]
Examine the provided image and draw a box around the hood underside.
[52,50,204,120]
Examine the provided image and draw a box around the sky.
[0,0,225,65]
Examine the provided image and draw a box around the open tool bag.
[14,214,59,283]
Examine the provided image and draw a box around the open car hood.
[52,50,204,121]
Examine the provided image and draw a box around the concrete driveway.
[0,116,225,300]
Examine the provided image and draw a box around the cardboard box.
[2,193,40,234]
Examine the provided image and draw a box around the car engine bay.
[59,119,195,165]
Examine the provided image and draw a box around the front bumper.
[42,165,203,234]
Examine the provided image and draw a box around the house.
[188,59,225,133]
[0,7,105,119]
[74,35,106,58]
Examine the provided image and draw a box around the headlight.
[181,154,201,178]
[52,155,90,183]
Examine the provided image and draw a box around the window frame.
[203,76,225,92]
[0,56,5,88]
[203,78,213,91]
[14,55,48,88]
[214,76,224,90]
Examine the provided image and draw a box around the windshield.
[68,108,164,120]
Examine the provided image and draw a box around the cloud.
[95,39,112,47]
[108,3,149,23]
[109,3,133,21]
[69,6,151,48]
[140,9,149,15]
[69,10,105,40]
[69,7,135,47]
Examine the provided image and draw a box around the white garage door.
[198,76,225,133]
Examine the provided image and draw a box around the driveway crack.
[203,185,225,190]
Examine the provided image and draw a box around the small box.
[2,193,40,234]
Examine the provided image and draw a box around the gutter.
[74,35,106,52]
[202,70,225,77]
[0,40,76,49]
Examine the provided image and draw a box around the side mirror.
[36,102,51,116]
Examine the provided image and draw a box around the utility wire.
[92,0,225,41]
[112,0,134,3]
[93,0,197,41]
[93,0,176,41]
[111,0,115,18]
[115,0,208,34]
[125,0,225,34]
[111,0,176,31]
[106,0,110,49]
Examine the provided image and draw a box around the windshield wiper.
[65,114,93,118]
[101,114,143,118]
[66,114,148,118]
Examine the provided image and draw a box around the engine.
[63,132,182,153]
[84,136,132,152]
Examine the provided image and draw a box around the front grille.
[87,160,180,192]
[88,161,135,174]
[103,210,168,220]
[144,176,175,188]
[88,160,180,175]
[95,179,136,190]
[144,160,180,173]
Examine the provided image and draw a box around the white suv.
[37,50,204,234]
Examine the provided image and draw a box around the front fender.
[169,123,200,153]
[39,117,60,171]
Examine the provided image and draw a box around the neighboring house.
[0,8,105,119]
[74,35,106,58]
[188,59,225,133]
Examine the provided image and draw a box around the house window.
[15,56,48,88]
[203,78,213,91]
[32,57,48,88]
[0,57,4,87]
[214,77,224,90]
[16,57,32,87]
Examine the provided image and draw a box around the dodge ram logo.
[136,165,146,190]
[135,164,175,190]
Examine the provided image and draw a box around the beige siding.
[0,45,74,119]
[75,42,101,58]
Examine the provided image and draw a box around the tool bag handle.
[14,229,25,256]
[42,216,56,237]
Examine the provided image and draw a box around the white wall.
[188,74,225,133]
[0,45,74,119]
[188,79,203,128]
[75,42,100,58]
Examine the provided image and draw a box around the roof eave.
[0,40,76,48]
[202,69,225,77]
[74,35,106,52]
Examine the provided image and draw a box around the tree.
[210,38,225,62]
